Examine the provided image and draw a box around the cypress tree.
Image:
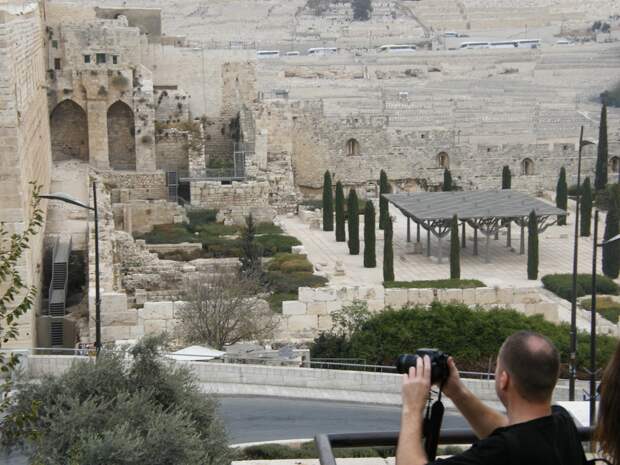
[383,215,394,282]
[347,189,360,255]
[595,103,608,191]
[322,170,333,231]
[450,214,460,280]
[501,166,511,189]
[603,185,620,279]
[364,200,376,268]
[379,170,389,230]
[335,181,346,242]
[580,177,593,237]
[556,167,568,226]
[443,168,453,192]
[527,210,539,280]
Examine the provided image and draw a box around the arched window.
[610,156,620,174]
[346,138,361,156]
[107,100,136,170]
[522,158,534,176]
[50,100,89,163]
[437,152,449,169]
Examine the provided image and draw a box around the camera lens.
[395,354,419,374]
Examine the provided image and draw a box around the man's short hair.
[499,331,560,402]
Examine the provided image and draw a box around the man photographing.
[396,331,587,465]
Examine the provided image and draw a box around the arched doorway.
[50,100,89,162]
[437,152,449,169]
[521,158,534,175]
[107,101,136,170]
[346,138,361,156]
[610,156,620,175]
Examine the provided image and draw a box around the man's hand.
[441,356,466,400]
[401,354,431,416]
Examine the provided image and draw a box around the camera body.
[395,349,449,385]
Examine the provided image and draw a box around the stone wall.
[112,199,187,235]
[154,87,191,123]
[101,171,168,202]
[155,128,190,177]
[279,285,620,340]
[190,180,276,224]
[0,2,53,348]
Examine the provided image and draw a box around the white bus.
[444,31,460,38]
[256,50,280,58]
[515,39,540,49]
[459,41,490,49]
[489,40,518,49]
[378,44,417,53]
[307,47,338,56]
[285,51,300,56]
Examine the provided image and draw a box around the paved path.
[280,198,607,289]
[218,395,468,444]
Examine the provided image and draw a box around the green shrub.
[267,271,328,294]
[193,222,239,236]
[267,292,297,313]
[601,82,620,107]
[201,237,242,258]
[267,253,313,273]
[580,296,620,323]
[238,442,393,460]
[187,209,218,226]
[256,234,301,256]
[342,302,617,373]
[542,273,619,300]
[256,222,284,235]
[136,224,198,244]
[384,279,485,289]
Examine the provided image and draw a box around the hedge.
[268,253,313,273]
[187,208,218,226]
[384,279,485,289]
[541,273,619,301]
[238,442,394,460]
[580,296,620,324]
[343,302,618,373]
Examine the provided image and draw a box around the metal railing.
[314,427,594,465]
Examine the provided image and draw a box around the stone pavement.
[279,199,610,289]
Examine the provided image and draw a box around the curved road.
[217,396,468,444]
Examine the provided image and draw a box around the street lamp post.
[40,182,101,357]
[588,210,620,426]
[569,126,595,400]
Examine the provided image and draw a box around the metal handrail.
[314,427,594,465]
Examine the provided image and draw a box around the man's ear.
[498,370,509,392]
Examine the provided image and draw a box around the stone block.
[513,288,541,304]
[415,289,434,305]
[282,301,307,316]
[101,326,131,342]
[475,288,498,305]
[317,314,334,331]
[292,245,307,255]
[96,311,138,327]
[406,288,420,304]
[101,292,128,313]
[359,286,384,301]
[314,288,337,302]
[134,289,147,306]
[144,319,167,335]
[367,300,385,312]
[462,288,476,305]
[307,301,328,315]
[336,286,357,301]
[496,288,514,305]
[385,288,408,308]
[142,302,174,320]
[534,303,560,323]
[325,301,342,314]
[286,315,318,332]
[172,301,190,318]
[445,288,463,303]
[298,287,315,303]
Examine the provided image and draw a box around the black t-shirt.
[430,406,587,465]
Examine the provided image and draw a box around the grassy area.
[135,209,296,260]
[384,279,486,289]
[542,274,619,301]
[580,296,620,324]
[266,253,328,312]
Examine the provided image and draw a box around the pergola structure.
[383,190,567,264]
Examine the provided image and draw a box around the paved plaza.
[279,199,610,289]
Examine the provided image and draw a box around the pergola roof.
[383,190,566,222]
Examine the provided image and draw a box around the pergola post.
[407,217,411,242]
[461,222,466,249]
[473,226,478,256]
[507,222,511,248]
[485,233,491,263]
[438,236,443,264]
[427,227,431,257]
[417,223,420,243]
[494,229,499,240]
[520,222,525,255]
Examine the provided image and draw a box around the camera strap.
[423,390,445,461]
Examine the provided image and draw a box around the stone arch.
[50,100,89,162]
[610,156,620,174]
[521,158,534,175]
[437,152,449,169]
[107,100,136,170]
[346,138,361,156]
